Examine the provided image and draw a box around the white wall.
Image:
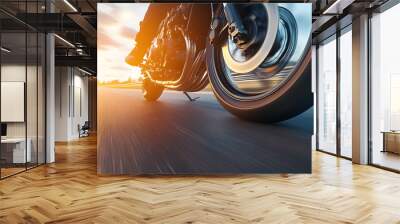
[55,67,89,141]
[55,67,70,141]
[71,73,89,138]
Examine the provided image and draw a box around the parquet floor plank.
[0,135,400,223]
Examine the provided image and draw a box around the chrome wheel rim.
[219,3,311,97]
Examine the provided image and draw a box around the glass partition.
[1,31,28,177]
[0,1,46,179]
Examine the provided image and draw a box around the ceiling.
[0,0,394,75]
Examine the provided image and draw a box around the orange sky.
[97,3,149,82]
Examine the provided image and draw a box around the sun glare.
[130,67,142,81]
[98,3,148,84]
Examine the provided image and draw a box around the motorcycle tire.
[206,3,313,123]
[142,78,164,101]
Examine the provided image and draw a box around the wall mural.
[97,3,313,174]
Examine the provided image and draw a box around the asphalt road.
[98,87,313,175]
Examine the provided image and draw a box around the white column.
[46,33,55,163]
[45,0,56,163]
[352,14,369,164]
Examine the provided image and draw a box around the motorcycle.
[127,3,312,123]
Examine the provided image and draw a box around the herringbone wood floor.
[1,135,400,224]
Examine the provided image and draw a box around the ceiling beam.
[322,0,356,15]
[67,13,97,39]
[55,55,96,72]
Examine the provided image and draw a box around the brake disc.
[220,3,311,96]
[221,4,279,74]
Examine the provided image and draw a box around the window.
[339,28,352,158]
[317,36,337,154]
[371,3,400,171]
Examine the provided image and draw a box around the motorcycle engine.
[145,8,188,81]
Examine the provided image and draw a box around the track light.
[1,47,11,53]
[63,0,78,12]
[54,34,75,48]
[323,0,355,15]
[78,67,93,76]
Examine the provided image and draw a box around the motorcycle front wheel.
[206,3,312,123]
[142,78,164,101]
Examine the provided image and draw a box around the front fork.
[222,3,249,46]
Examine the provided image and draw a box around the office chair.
[79,121,90,138]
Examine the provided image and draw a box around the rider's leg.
[125,3,177,66]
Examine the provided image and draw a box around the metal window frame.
[315,23,353,161]
[367,0,400,173]
[315,0,400,172]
